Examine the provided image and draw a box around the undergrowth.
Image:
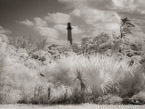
[0,36,145,104]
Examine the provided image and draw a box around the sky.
[0,0,145,45]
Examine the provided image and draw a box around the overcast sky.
[0,0,145,44]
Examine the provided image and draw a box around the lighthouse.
[67,22,73,45]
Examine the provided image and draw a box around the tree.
[81,37,92,55]
[120,17,135,39]
[9,36,34,52]
[36,36,48,50]
[119,17,135,54]
[80,33,112,55]
[72,43,80,54]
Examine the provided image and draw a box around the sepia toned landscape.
[0,0,145,108]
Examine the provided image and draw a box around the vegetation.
[0,17,145,105]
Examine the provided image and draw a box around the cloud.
[0,26,11,43]
[58,0,88,9]
[59,0,145,13]
[112,0,145,11]
[0,26,11,34]
[0,26,7,34]
[19,0,145,44]
[71,9,81,17]
[76,8,120,25]
[34,26,59,39]
[59,0,122,35]
[54,24,66,33]
[45,13,71,24]
[54,24,83,34]
[20,18,59,42]
[59,0,113,10]
[92,23,120,36]
[20,17,47,27]
[72,25,83,34]
[34,17,47,27]
[71,6,121,35]
[19,19,34,27]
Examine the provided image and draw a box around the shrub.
[44,54,140,101]
[0,34,145,104]
[132,91,145,104]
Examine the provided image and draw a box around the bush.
[132,91,145,104]
[43,54,142,101]
[0,34,145,104]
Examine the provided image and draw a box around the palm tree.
[120,17,135,39]
[119,17,135,54]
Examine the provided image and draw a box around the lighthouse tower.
[67,22,73,45]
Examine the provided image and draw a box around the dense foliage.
[0,18,145,105]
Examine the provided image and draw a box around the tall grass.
[0,39,145,104]
[46,55,130,95]
[47,54,145,98]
